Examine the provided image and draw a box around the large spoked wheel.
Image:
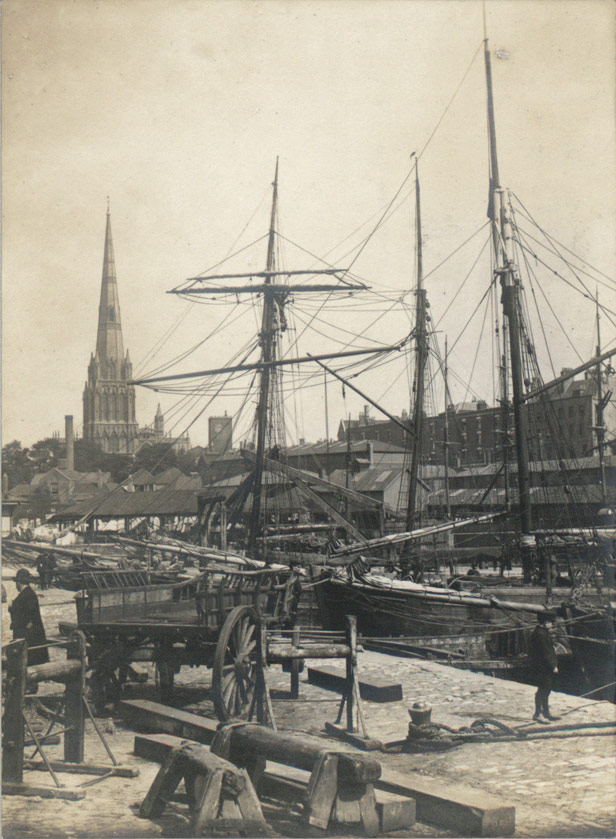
[212,605,260,722]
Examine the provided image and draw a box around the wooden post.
[255,619,276,729]
[2,639,28,784]
[219,502,227,551]
[290,626,300,699]
[345,615,357,734]
[64,631,86,763]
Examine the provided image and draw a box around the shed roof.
[50,487,198,521]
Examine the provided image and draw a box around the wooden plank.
[308,665,403,703]
[133,733,190,762]
[120,699,218,745]
[304,752,338,830]
[376,767,515,837]
[23,760,138,777]
[2,782,86,800]
[323,722,382,751]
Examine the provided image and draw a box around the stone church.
[82,209,189,454]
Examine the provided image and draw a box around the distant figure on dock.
[36,551,49,589]
[36,550,56,589]
[530,613,559,722]
[9,568,49,666]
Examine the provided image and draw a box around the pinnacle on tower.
[95,207,125,365]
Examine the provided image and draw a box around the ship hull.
[314,573,614,697]
[314,575,536,659]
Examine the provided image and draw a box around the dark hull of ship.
[314,576,536,660]
[314,575,615,697]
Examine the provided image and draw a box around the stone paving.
[265,652,616,838]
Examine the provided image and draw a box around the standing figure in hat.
[9,568,49,666]
[529,612,559,722]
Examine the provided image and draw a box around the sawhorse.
[140,741,270,835]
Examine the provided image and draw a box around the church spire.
[95,205,125,364]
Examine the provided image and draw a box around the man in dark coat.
[36,551,49,589]
[9,568,49,666]
[529,613,559,722]
[46,551,56,588]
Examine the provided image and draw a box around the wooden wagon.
[75,565,301,720]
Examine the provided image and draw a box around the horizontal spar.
[131,343,405,386]
[330,513,504,557]
[521,347,616,402]
[170,282,367,295]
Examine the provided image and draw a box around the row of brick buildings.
[339,368,615,469]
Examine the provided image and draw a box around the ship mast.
[406,161,428,533]
[595,295,608,506]
[249,159,279,556]
[443,337,451,521]
[485,40,533,550]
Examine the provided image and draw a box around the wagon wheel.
[212,605,260,722]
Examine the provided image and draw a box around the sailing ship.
[310,39,615,698]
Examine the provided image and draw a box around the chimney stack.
[65,415,75,472]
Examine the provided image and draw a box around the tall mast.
[595,295,607,505]
[485,39,532,540]
[406,162,428,532]
[443,337,451,521]
[345,413,352,543]
[500,320,511,509]
[248,158,279,556]
[324,371,331,476]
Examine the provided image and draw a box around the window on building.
[50,483,58,496]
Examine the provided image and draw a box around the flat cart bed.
[75,565,302,720]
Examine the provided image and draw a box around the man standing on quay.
[530,613,560,722]
[9,568,50,667]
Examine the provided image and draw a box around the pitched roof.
[130,468,156,485]
[30,468,111,486]
[153,466,184,484]
[5,483,34,501]
[50,486,198,521]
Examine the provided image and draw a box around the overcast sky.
[3,0,614,451]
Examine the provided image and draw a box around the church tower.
[82,207,139,453]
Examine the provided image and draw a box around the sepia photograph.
[2,1,615,837]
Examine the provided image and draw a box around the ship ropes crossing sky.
[131,158,411,555]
